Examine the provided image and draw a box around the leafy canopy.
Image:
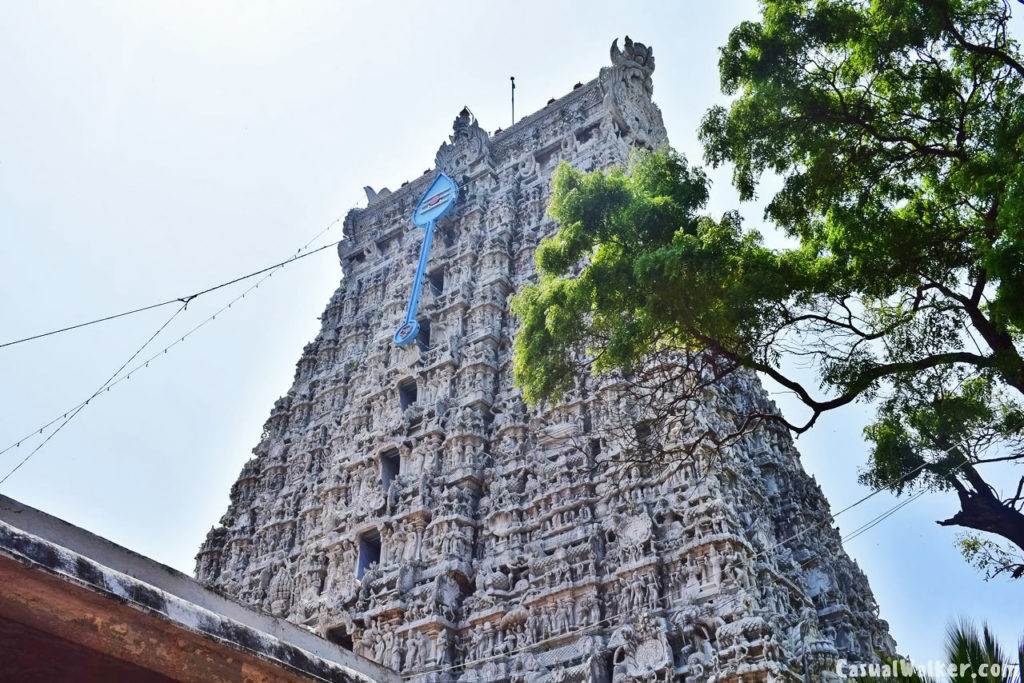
[512,0,1024,574]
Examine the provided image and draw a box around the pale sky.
[1,0,1020,669]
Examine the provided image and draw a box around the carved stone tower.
[197,38,895,681]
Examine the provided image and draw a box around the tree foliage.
[511,0,1024,574]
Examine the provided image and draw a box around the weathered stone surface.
[197,37,895,681]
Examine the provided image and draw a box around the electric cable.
[0,216,344,350]
[0,217,345,463]
[0,302,188,486]
[839,490,927,544]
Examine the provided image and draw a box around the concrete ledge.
[0,495,397,683]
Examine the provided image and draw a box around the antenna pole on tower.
[510,76,516,125]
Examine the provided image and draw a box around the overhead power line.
[0,226,344,351]
[0,216,345,476]
[840,490,928,544]
[0,302,189,486]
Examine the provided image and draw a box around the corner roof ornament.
[610,36,655,73]
[435,107,492,177]
[608,36,656,98]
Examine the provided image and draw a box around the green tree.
[511,0,1024,576]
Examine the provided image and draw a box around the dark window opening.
[416,318,431,352]
[442,228,457,248]
[399,380,417,410]
[428,268,445,296]
[535,146,558,169]
[326,625,353,651]
[380,448,401,489]
[589,438,602,457]
[634,421,653,446]
[357,530,381,578]
[575,123,599,145]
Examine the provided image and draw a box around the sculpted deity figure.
[435,631,452,667]
[402,630,420,670]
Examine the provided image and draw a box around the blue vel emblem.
[394,172,458,346]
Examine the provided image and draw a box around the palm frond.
[945,619,1013,683]
[1012,635,1024,683]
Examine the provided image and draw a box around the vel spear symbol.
[393,172,459,346]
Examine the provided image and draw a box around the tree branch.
[922,0,1024,80]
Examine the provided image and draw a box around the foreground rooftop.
[0,495,397,682]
